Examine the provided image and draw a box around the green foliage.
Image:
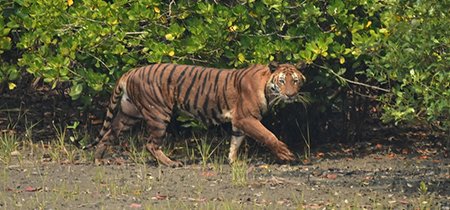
[4,0,389,108]
[367,0,450,129]
[0,1,19,92]
[11,0,448,133]
[176,111,207,134]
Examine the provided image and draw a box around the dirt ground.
[1,80,450,209]
[1,141,450,210]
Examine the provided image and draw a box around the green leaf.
[69,83,84,100]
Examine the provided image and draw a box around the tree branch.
[312,63,390,93]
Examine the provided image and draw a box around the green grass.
[231,155,249,187]
[0,131,19,164]
[194,135,222,169]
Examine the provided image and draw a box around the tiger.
[81,61,307,166]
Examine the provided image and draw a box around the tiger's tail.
[82,77,125,150]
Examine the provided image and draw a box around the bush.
[367,0,450,130]
[0,2,19,92]
[5,0,387,104]
[5,0,419,142]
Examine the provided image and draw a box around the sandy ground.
[1,140,450,210]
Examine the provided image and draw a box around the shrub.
[367,0,450,130]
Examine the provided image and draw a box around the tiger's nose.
[286,93,297,98]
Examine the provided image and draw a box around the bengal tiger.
[81,61,306,166]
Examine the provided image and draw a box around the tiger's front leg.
[232,118,295,162]
[228,126,246,163]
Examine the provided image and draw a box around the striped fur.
[84,61,306,166]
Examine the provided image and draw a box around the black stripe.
[157,64,171,87]
[151,64,163,85]
[107,106,114,114]
[105,116,113,122]
[176,77,186,98]
[222,72,231,110]
[213,69,223,93]
[252,66,267,76]
[193,88,201,109]
[139,66,146,84]
[210,109,221,124]
[182,68,199,105]
[185,100,190,112]
[140,91,171,117]
[167,65,182,94]
[238,65,258,85]
[152,135,165,140]
[202,83,212,117]
[177,67,189,83]
[216,96,222,114]
[120,111,142,121]
[148,65,168,107]
[148,125,166,131]
[247,108,259,119]
[197,111,207,123]
[199,67,209,95]
[231,131,245,137]
[147,114,170,125]
[123,122,137,127]
[145,65,153,85]
[176,66,193,98]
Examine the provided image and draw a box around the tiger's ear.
[295,61,307,70]
[268,61,279,72]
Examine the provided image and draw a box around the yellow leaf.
[8,82,16,90]
[165,34,174,40]
[249,11,257,18]
[68,0,73,6]
[365,21,372,29]
[339,56,345,64]
[134,190,140,195]
[379,28,389,36]
[168,51,174,56]
[160,16,167,23]
[154,7,160,13]
[238,53,245,62]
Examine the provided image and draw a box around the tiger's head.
[266,61,307,106]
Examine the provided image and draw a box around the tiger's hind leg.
[141,108,182,167]
[94,97,142,164]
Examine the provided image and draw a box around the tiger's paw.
[94,158,107,166]
[165,160,183,168]
[272,142,295,162]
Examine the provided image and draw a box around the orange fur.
[84,61,306,166]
